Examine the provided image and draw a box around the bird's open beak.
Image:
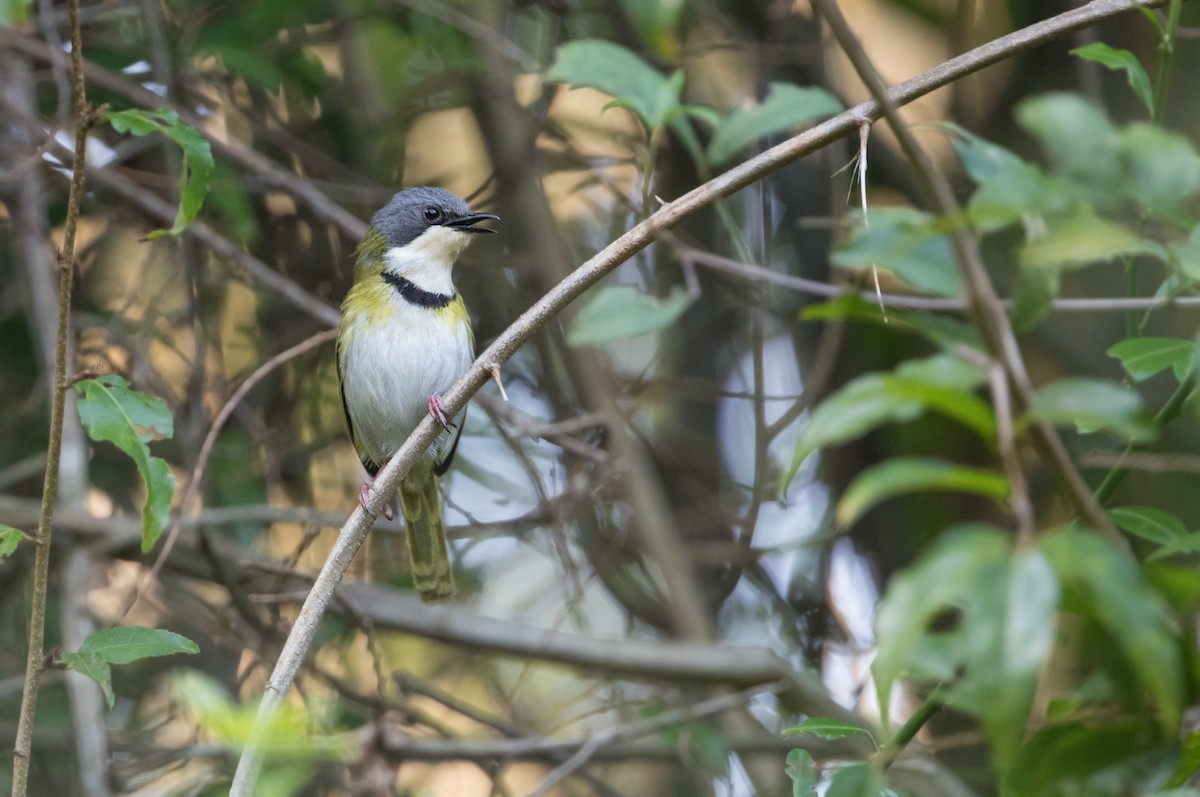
[444,213,500,234]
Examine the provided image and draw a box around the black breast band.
[382,272,455,309]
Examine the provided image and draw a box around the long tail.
[398,463,455,603]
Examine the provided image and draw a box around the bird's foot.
[428,394,456,430]
[358,480,394,520]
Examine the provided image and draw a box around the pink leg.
[427,394,456,429]
[358,477,394,520]
[358,482,376,515]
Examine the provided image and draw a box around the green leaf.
[784,718,875,746]
[1070,43,1154,116]
[873,526,1012,727]
[74,625,199,664]
[952,127,1074,231]
[63,626,198,707]
[174,670,350,756]
[1169,232,1200,284]
[76,375,177,551]
[1018,213,1155,270]
[706,82,842,166]
[1016,94,1121,201]
[1024,377,1154,440]
[883,378,995,437]
[1153,534,1200,561]
[838,458,1009,527]
[893,353,989,393]
[647,707,730,777]
[685,722,730,776]
[781,353,992,491]
[825,763,887,797]
[1039,529,1183,735]
[955,549,1059,770]
[1006,718,1158,795]
[546,40,674,130]
[1110,506,1189,545]
[831,208,961,298]
[1110,506,1200,561]
[106,109,214,239]
[1166,731,1200,788]
[621,0,685,60]
[1010,266,1060,332]
[801,295,982,350]
[0,525,27,562]
[567,285,691,346]
[1118,123,1200,223]
[785,749,818,797]
[783,373,914,488]
[62,651,115,707]
[1108,337,1197,382]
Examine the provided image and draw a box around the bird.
[336,187,498,603]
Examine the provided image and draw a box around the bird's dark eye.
[423,206,442,221]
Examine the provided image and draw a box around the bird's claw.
[358,481,393,520]
[428,394,456,430]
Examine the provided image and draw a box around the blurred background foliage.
[2,0,1200,795]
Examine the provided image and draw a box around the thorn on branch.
[484,363,508,402]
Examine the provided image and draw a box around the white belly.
[340,304,473,466]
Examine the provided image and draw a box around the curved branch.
[228,1,1173,791]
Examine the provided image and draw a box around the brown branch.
[683,248,1200,313]
[515,684,786,797]
[330,584,841,708]
[370,732,824,763]
[0,495,560,552]
[10,0,91,791]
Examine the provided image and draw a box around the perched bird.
[337,187,498,603]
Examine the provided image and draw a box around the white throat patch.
[383,226,472,297]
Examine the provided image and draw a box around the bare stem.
[11,0,90,791]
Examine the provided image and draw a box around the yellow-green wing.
[336,333,381,476]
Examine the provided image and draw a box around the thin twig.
[516,682,786,797]
[370,723,823,762]
[0,26,369,240]
[70,144,342,327]
[1080,450,1200,474]
[11,0,90,791]
[682,247,1200,313]
[972,352,1034,543]
[127,329,339,615]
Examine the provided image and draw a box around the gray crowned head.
[372,187,498,249]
